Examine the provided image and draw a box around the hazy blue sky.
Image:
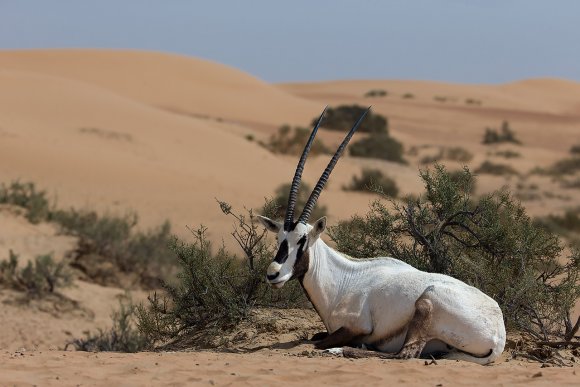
[1,1,578,83]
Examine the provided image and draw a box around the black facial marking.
[273,239,289,264]
[267,272,279,281]
[291,235,309,281]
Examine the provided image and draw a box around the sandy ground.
[1,349,578,387]
[1,49,579,385]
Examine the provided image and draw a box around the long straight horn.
[298,107,370,224]
[284,107,328,231]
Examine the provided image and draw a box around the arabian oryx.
[257,108,506,364]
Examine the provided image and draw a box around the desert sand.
[1,49,579,385]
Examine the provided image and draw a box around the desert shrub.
[364,89,387,98]
[270,182,327,222]
[562,177,580,189]
[68,296,150,352]
[0,181,52,224]
[265,125,330,156]
[494,150,521,159]
[475,160,519,176]
[136,200,306,349]
[52,209,175,289]
[329,165,579,341]
[344,169,399,198]
[420,146,473,164]
[0,250,72,296]
[547,157,580,176]
[571,145,580,155]
[482,121,522,145]
[402,93,415,99]
[314,105,388,134]
[349,133,405,163]
[433,96,447,103]
[465,98,482,106]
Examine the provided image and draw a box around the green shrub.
[136,201,306,349]
[314,105,388,134]
[364,89,387,98]
[535,208,580,248]
[52,209,175,289]
[475,160,519,176]
[68,296,150,352]
[265,125,330,156]
[329,165,579,341]
[482,121,522,145]
[349,133,405,163]
[344,169,399,198]
[0,251,72,296]
[0,181,52,224]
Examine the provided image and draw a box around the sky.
[1,0,579,84]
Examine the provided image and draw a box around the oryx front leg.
[314,327,365,350]
[395,295,433,359]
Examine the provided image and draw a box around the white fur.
[258,216,506,365]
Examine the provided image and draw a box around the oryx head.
[257,107,369,288]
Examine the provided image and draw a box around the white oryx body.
[258,107,506,364]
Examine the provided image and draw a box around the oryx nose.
[266,272,279,281]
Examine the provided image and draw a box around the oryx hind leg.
[394,292,434,359]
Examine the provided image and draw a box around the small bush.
[570,145,580,155]
[52,209,175,289]
[535,208,580,248]
[434,96,447,103]
[475,160,519,176]
[465,98,482,106]
[0,251,72,296]
[548,157,580,176]
[494,150,521,159]
[68,297,150,352]
[349,133,405,164]
[482,121,522,145]
[344,169,399,198]
[265,125,330,156]
[329,165,579,341]
[420,147,473,164]
[364,89,387,98]
[136,201,306,349]
[402,93,415,99]
[314,105,388,134]
[0,181,52,224]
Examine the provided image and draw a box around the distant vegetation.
[493,149,521,159]
[418,146,473,165]
[535,208,580,248]
[264,125,330,156]
[482,121,522,145]
[364,89,387,98]
[344,169,399,198]
[330,165,580,342]
[314,105,388,134]
[475,160,519,176]
[0,180,175,289]
[465,98,482,106]
[571,145,580,155]
[402,93,415,99]
[0,250,71,297]
[349,133,405,163]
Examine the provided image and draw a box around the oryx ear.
[309,216,327,240]
[256,215,282,233]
